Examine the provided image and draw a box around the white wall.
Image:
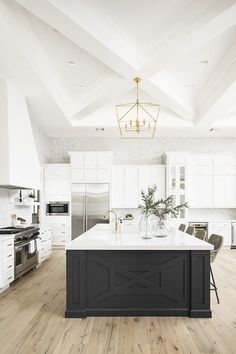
[0,189,33,227]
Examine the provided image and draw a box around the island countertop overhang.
[66,224,214,251]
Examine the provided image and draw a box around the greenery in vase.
[138,185,188,218]
[138,185,158,215]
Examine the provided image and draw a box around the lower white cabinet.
[0,235,15,291]
[38,228,52,264]
[208,222,231,247]
[44,217,70,247]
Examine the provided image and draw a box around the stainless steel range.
[0,227,40,279]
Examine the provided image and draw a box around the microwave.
[46,201,69,216]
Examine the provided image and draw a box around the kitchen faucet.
[104,210,118,232]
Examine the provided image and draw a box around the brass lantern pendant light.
[116,77,160,138]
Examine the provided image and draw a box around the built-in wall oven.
[46,201,70,216]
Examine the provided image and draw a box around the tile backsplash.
[0,189,33,227]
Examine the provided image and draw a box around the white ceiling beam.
[196,42,236,126]
[139,0,236,77]
[15,0,194,121]
[0,0,70,118]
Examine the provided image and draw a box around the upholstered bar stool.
[185,226,195,235]
[208,234,224,304]
[179,224,186,232]
[195,229,207,241]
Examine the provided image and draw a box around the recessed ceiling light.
[67,61,76,66]
[200,60,209,64]
[96,128,105,131]
[187,84,195,88]
[77,84,84,89]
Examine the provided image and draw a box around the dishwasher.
[231,223,236,249]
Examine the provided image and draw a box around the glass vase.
[155,218,170,237]
[139,213,156,239]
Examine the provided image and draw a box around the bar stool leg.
[210,265,220,304]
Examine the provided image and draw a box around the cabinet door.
[45,164,70,179]
[85,152,98,168]
[84,169,98,183]
[71,169,85,183]
[225,176,236,207]
[98,152,112,168]
[70,152,85,168]
[188,175,213,208]
[139,166,165,202]
[111,166,125,208]
[213,176,226,207]
[124,167,139,208]
[98,169,111,183]
[45,179,70,196]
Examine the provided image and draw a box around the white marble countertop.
[66,224,214,251]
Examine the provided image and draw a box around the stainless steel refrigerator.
[71,184,110,239]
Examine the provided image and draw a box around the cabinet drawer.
[2,255,14,270]
[3,269,14,286]
[52,237,66,246]
[3,250,14,261]
[52,229,69,238]
[3,240,14,253]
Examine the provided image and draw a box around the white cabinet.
[69,151,112,183]
[139,165,165,202]
[188,154,213,208]
[111,166,125,208]
[85,152,98,168]
[208,222,231,247]
[0,235,14,292]
[214,176,236,208]
[44,179,70,196]
[163,152,189,220]
[38,228,52,264]
[111,165,165,209]
[45,164,70,179]
[44,217,70,247]
[124,167,139,208]
[189,175,213,208]
[71,169,84,183]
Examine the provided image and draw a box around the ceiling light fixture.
[116,77,160,139]
[77,84,84,89]
[209,128,219,132]
[200,60,209,64]
[96,128,105,131]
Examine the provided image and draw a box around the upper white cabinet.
[111,166,125,208]
[69,151,112,183]
[124,167,139,208]
[163,152,189,220]
[44,164,71,197]
[45,164,70,179]
[188,154,236,208]
[139,165,166,202]
[188,154,213,208]
[111,165,166,209]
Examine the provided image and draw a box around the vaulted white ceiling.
[0,0,236,137]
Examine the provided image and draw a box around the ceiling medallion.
[116,77,160,139]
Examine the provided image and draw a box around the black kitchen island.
[65,224,213,318]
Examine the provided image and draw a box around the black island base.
[65,250,211,318]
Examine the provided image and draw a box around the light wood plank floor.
[0,249,236,354]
